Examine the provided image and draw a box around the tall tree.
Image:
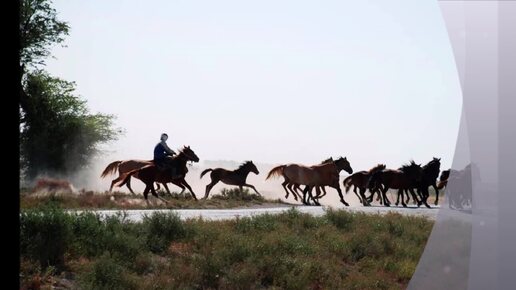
[19,0,122,180]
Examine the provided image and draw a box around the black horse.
[200,161,260,199]
[367,161,423,207]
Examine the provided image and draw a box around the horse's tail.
[343,175,353,194]
[100,161,122,178]
[200,168,213,179]
[266,165,285,180]
[115,168,140,188]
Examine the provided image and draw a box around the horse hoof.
[402,204,407,208]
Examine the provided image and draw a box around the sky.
[45,0,462,188]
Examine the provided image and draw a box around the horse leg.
[353,186,363,204]
[125,176,136,195]
[359,187,370,206]
[334,185,349,207]
[308,186,321,206]
[321,186,327,198]
[162,183,172,195]
[150,182,169,204]
[382,187,391,207]
[204,179,218,199]
[395,189,400,206]
[376,189,383,205]
[243,183,261,196]
[433,184,440,206]
[408,188,421,207]
[171,179,186,195]
[282,180,291,199]
[420,187,431,208]
[315,186,321,198]
[302,186,311,205]
[398,189,407,207]
[293,184,304,200]
[180,180,197,200]
[143,184,151,205]
[286,183,298,201]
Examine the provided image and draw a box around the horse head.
[243,160,259,175]
[335,156,353,174]
[179,146,200,163]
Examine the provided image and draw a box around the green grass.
[20,206,436,289]
[20,188,286,210]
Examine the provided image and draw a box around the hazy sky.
[45,0,462,173]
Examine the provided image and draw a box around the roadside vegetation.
[20,205,434,289]
[20,188,287,210]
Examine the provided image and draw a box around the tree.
[19,0,122,180]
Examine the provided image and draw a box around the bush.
[78,252,137,290]
[142,212,186,253]
[20,206,72,270]
[212,188,264,202]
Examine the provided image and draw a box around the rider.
[154,133,179,177]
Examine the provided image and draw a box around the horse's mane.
[237,160,253,170]
[368,164,386,173]
[423,158,440,170]
[399,160,419,172]
[320,157,333,164]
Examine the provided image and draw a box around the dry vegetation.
[20,188,287,210]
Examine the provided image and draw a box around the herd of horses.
[101,146,454,207]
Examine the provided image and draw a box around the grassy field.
[20,188,287,210]
[20,205,434,289]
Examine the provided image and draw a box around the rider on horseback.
[154,133,180,178]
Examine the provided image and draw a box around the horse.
[266,157,353,206]
[436,169,451,205]
[282,158,333,202]
[414,157,441,208]
[101,159,187,195]
[343,164,386,206]
[367,161,423,207]
[439,164,477,210]
[200,160,260,199]
[114,146,200,203]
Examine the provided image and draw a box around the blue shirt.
[154,143,169,160]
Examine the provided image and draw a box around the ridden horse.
[200,161,260,199]
[343,164,386,206]
[101,159,187,195]
[114,146,200,202]
[367,161,423,207]
[266,157,353,206]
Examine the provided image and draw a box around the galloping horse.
[343,164,386,206]
[114,146,200,202]
[367,161,423,207]
[200,161,260,199]
[282,158,333,202]
[414,157,441,208]
[101,159,188,195]
[266,157,353,206]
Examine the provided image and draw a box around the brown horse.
[266,157,353,206]
[342,164,386,206]
[114,146,200,202]
[200,161,260,199]
[101,159,187,195]
[282,158,333,202]
[367,161,423,207]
